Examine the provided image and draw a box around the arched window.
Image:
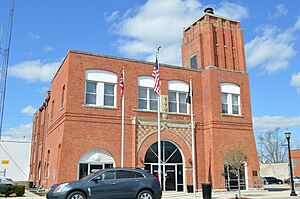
[221,83,240,115]
[85,70,117,107]
[78,149,115,179]
[138,76,158,111]
[168,80,189,114]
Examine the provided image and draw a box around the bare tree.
[257,128,288,163]
[224,144,247,199]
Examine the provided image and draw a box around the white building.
[0,138,31,181]
[260,163,289,180]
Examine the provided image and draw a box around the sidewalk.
[162,187,300,199]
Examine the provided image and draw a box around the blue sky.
[0,0,299,146]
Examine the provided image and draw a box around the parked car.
[47,168,162,199]
[284,176,300,184]
[0,177,24,197]
[0,177,13,185]
[263,177,283,185]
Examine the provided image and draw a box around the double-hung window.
[86,81,97,105]
[104,83,115,106]
[221,83,240,115]
[168,81,189,114]
[138,77,158,111]
[85,70,117,107]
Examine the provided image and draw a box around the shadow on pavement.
[264,187,290,192]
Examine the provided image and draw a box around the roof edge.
[184,13,240,31]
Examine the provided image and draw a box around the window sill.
[133,109,157,113]
[133,109,190,116]
[167,112,190,116]
[221,113,243,118]
[83,104,118,110]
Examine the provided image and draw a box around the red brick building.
[29,9,260,191]
[291,149,300,177]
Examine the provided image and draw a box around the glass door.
[165,165,176,191]
[144,141,184,191]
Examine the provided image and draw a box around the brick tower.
[181,8,260,188]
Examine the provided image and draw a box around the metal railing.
[222,178,263,191]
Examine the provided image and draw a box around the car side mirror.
[92,177,102,183]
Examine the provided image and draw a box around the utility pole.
[259,136,264,163]
[0,0,15,139]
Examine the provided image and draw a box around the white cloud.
[104,11,119,22]
[215,2,249,20]
[21,105,36,116]
[27,32,41,40]
[253,116,300,132]
[293,17,300,31]
[9,59,61,83]
[291,72,300,93]
[245,17,300,74]
[269,4,288,19]
[2,123,32,139]
[291,73,300,86]
[44,46,55,52]
[109,0,249,65]
[276,4,288,16]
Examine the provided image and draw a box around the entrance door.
[144,141,184,191]
[165,165,176,191]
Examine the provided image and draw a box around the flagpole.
[121,66,125,168]
[158,89,161,188]
[157,48,162,190]
[190,76,196,197]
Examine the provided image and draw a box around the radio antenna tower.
[0,0,15,139]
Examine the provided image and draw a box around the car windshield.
[79,170,102,181]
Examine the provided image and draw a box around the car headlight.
[54,183,69,193]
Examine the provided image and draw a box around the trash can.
[187,185,193,193]
[28,181,34,189]
[202,183,212,199]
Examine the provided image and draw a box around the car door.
[89,170,118,199]
[115,170,141,199]
[270,177,276,184]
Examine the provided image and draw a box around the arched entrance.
[78,148,115,179]
[144,141,184,191]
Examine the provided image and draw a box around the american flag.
[119,68,124,96]
[152,57,160,95]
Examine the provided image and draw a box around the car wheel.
[67,191,86,199]
[137,190,153,199]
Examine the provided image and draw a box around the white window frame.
[138,76,157,111]
[168,80,189,114]
[85,70,117,107]
[221,83,241,115]
[77,148,115,180]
